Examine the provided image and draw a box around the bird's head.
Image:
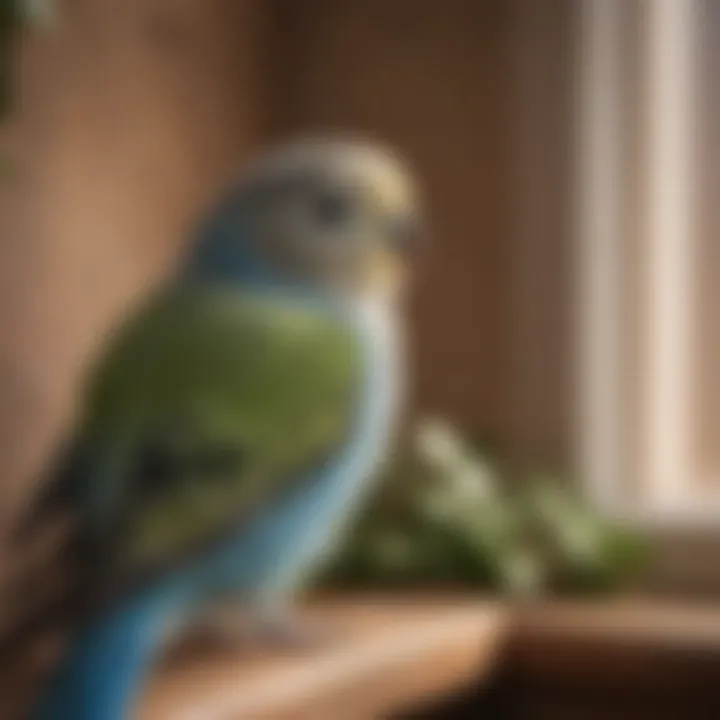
[189,136,425,304]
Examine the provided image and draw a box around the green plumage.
[68,287,361,580]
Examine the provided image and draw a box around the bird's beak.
[363,244,409,298]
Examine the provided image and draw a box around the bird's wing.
[55,285,363,602]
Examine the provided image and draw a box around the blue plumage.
[36,591,177,720]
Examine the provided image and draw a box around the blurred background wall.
[0,0,271,527]
[266,0,574,476]
[0,0,575,530]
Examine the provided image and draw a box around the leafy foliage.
[323,419,650,597]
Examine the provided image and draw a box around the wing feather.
[66,286,362,591]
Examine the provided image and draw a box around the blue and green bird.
[32,137,424,719]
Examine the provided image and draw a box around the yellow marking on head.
[369,173,415,216]
[241,135,418,217]
[349,147,417,220]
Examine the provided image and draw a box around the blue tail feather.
[33,591,175,720]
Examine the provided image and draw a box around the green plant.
[322,418,650,597]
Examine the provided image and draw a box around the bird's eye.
[313,191,353,227]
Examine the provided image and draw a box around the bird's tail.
[33,590,174,720]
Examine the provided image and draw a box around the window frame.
[575,0,720,532]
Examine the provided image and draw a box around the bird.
[27,135,424,720]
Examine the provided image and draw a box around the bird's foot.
[186,603,339,655]
[180,607,256,654]
[255,611,338,653]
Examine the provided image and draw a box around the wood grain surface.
[140,597,507,720]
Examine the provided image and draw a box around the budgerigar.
[31,137,424,719]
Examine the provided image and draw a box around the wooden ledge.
[139,598,508,719]
[508,600,720,693]
[515,600,720,645]
[13,597,720,718]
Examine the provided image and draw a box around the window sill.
[139,597,508,719]
[11,595,720,718]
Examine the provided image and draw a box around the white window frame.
[576,0,720,528]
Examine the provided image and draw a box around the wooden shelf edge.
[140,599,509,719]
